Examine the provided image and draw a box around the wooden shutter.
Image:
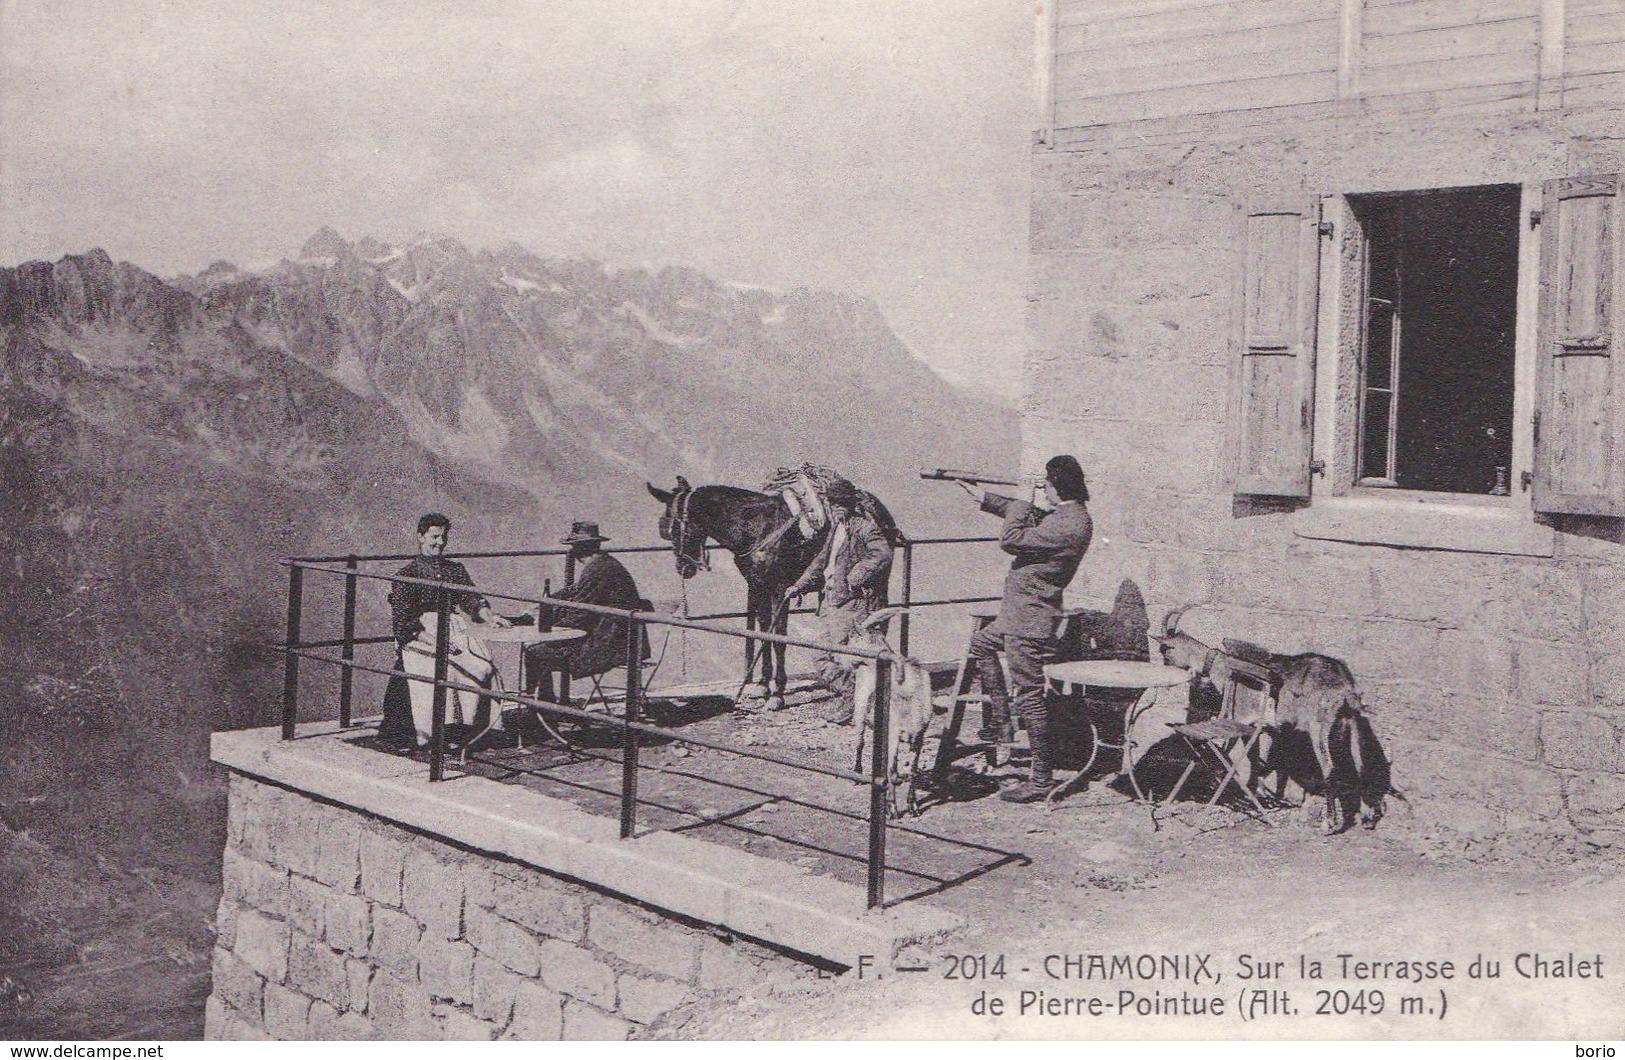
[1534,175,1625,516]
[1235,201,1321,498]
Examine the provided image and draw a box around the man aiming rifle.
[941,455,1094,803]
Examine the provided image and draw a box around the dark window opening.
[1353,185,1520,495]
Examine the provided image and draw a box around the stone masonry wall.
[205,775,801,1040]
[1028,103,1625,846]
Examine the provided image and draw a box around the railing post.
[429,588,451,782]
[339,555,358,727]
[898,540,914,659]
[281,564,304,740]
[619,611,643,839]
[867,655,891,910]
[560,557,577,703]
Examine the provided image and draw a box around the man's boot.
[999,724,1057,803]
[974,657,1014,743]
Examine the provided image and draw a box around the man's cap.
[561,521,610,544]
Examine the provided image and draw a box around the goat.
[1154,607,1394,832]
[850,608,937,817]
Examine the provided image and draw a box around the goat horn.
[1162,607,1187,637]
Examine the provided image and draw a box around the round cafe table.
[458,625,586,751]
[1039,659,1192,808]
[510,627,587,699]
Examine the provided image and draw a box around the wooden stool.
[930,607,1005,784]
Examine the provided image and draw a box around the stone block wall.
[205,775,797,1040]
[1027,103,1625,844]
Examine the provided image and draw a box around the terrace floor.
[338,680,1625,1040]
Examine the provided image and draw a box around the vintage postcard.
[1,0,1620,1047]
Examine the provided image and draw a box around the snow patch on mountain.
[391,386,511,468]
[619,301,706,348]
[498,271,541,293]
[328,344,376,398]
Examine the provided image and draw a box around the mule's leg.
[743,587,759,683]
[741,585,768,700]
[770,593,790,707]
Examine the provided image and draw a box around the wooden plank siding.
[1055,20,1338,96]
[1567,0,1625,78]
[1360,56,1536,97]
[1364,18,1538,68]
[1363,0,1538,38]
[1048,0,1619,135]
[1568,42,1625,77]
[1360,3,1540,98]
[1569,0,1625,38]
[1056,0,1270,26]
[1052,0,1339,128]
[1055,70,1338,128]
[1056,0,1323,52]
[1565,71,1625,111]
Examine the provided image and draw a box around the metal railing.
[272,536,1000,910]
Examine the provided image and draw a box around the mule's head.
[646,476,706,579]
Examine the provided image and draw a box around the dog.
[1153,607,1394,831]
[850,608,937,817]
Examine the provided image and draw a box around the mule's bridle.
[666,487,710,573]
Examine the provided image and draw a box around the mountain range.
[0,231,1016,846]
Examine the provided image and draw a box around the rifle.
[919,468,1021,487]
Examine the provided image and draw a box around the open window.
[1350,186,1520,496]
[1235,175,1625,526]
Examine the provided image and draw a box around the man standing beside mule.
[959,455,1093,803]
[786,479,895,724]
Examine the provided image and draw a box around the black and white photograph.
[1,0,1622,1045]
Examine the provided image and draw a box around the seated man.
[523,522,648,701]
[380,512,511,749]
[785,479,894,724]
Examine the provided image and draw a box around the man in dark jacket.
[960,454,1094,802]
[523,522,648,701]
[786,479,894,723]
[380,512,509,748]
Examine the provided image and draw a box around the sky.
[0,0,1036,400]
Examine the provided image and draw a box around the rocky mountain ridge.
[0,233,1015,801]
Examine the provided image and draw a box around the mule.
[647,477,823,706]
[647,476,903,708]
[1154,608,1393,832]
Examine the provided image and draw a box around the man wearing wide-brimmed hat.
[522,521,649,701]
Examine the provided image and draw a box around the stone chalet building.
[1027,0,1625,843]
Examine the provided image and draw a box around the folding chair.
[578,599,656,717]
[1160,653,1275,821]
